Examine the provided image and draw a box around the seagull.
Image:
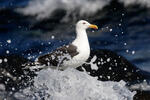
[29,20,98,70]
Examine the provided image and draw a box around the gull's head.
[76,20,98,30]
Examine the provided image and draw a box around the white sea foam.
[17,0,111,20]
[119,0,150,7]
[14,68,135,100]
[130,80,150,91]
[17,0,150,21]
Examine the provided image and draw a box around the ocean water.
[0,0,150,99]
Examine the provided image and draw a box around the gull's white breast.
[63,43,90,69]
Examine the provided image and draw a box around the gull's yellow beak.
[89,24,98,29]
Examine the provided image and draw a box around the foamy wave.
[14,68,135,100]
[119,0,150,7]
[17,0,150,21]
[17,0,111,20]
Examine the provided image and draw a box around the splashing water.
[13,68,135,100]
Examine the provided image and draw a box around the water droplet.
[0,59,2,63]
[132,51,135,55]
[51,36,55,39]
[110,29,112,32]
[126,50,129,53]
[7,39,11,44]
[4,58,8,62]
[124,43,127,46]
[6,50,9,54]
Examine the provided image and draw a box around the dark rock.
[0,55,36,91]
[77,49,150,84]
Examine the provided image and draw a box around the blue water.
[0,0,150,72]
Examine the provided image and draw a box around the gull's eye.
[83,22,86,24]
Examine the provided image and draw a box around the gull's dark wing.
[37,44,79,66]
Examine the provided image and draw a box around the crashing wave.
[16,0,111,21]
[16,0,150,21]
[119,0,150,7]
[13,68,135,100]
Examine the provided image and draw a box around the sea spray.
[14,68,135,100]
